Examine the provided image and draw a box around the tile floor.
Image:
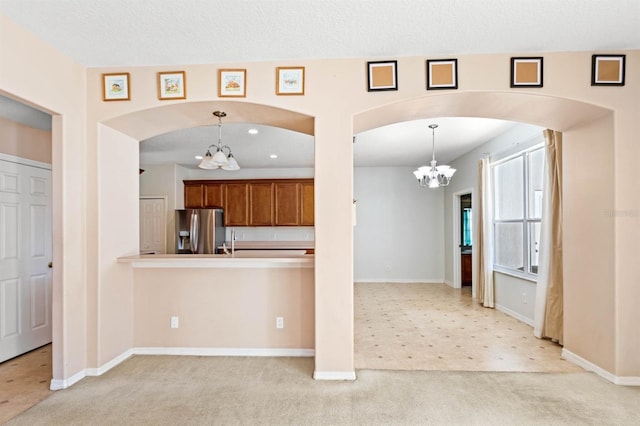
[355,282,583,373]
[0,344,52,424]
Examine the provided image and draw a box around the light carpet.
[8,355,640,425]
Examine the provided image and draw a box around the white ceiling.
[2,0,638,169]
[1,0,638,67]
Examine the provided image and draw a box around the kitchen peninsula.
[117,252,314,356]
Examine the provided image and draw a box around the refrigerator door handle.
[190,211,198,253]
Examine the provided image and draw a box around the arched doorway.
[87,100,317,374]
[351,91,613,372]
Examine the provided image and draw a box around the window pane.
[462,208,472,246]
[495,222,524,271]
[529,222,541,274]
[528,148,545,219]
[494,157,524,220]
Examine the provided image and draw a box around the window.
[492,146,544,277]
[461,194,472,248]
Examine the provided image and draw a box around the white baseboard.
[562,348,640,386]
[132,347,315,357]
[50,369,86,390]
[354,279,444,284]
[443,279,454,287]
[614,376,640,386]
[86,349,133,376]
[495,303,534,327]
[313,370,356,380]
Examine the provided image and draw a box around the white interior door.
[0,159,52,363]
[140,197,167,254]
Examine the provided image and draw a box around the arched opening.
[351,91,613,372]
[91,100,317,372]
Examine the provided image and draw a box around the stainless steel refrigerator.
[175,209,225,254]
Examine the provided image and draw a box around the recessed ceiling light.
[248,128,259,135]
[270,154,278,159]
[195,155,203,160]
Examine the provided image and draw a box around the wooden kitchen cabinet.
[184,178,314,226]
[204,183,224,208]
[184,183,204,208]
[224,183,249,226]
[249,182,274,226]
[275,183,300,225]
[300,182,314,226]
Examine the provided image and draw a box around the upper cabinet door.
[300,182,314,226]
[204,183,224,208]
[224,183,249,226]
[275,183,300,226]
[184,183,204,208]
[249,183,274,226]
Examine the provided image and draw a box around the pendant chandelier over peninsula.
[413,124,456,188]
[198,111,240,171]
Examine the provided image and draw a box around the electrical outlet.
[276,317,284,329]
[521,293,528,304]
[170,316,179,329]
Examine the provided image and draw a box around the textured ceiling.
[1,0,638,67]
[2,0,639,169]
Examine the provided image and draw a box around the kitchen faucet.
[231,228,236,256]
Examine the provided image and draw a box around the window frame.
[491,143,544,281]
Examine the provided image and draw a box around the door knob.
[48,262,52,268]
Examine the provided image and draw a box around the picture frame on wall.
[426,59,458,90]
[591,54,625,86]
[510,57,543,88]
[157,71,186,100]
[367,60,398,92]
[102,72,130,101]
[218,69,247,97]
[276,66,305,95]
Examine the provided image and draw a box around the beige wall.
[88,53,637,380]
[563,115,616,372]
[0,116,52,163]
[95,125,138,365]
[3,11,639,383]
[133,267,314,349]
[87,52,638,380]
[1,15,87,384]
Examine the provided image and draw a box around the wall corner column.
[313,112,355,380]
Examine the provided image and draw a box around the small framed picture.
[102,72,130,101]
[426,59,458,90]
[510,57,543,88]
[591,54,625,86]
[157,71,186,100]
[218,69,246,97]
[276,66,305,95]
[367,60,397,92]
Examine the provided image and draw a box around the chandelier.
[413,124,455,188]
[198,111,240,170]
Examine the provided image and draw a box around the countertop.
[118,252,314,269]
[220,240,315,250]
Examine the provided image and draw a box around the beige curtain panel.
[475,157,494,308]
[534,129,563,344]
